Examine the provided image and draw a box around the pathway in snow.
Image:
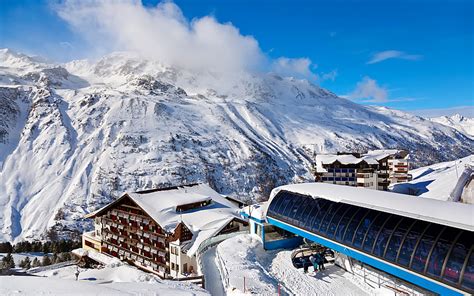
[201,246,226,296]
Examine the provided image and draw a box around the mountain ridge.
[0,49,472,242]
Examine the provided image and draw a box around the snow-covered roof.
[266,183,474,232]
[241,203,267,221]
[315,154,365,172]
[364,149,408,161]
[91,183,245,256]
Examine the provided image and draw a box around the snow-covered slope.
[390,155,474,202]
[430,114,474,137]
[1,48,473,242]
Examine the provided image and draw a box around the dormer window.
[176,198,212,212]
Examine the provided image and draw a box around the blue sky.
[1,0,473,115]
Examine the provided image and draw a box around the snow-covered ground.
[0,258,209,295]
[215,234,387,296]
[391,155,474,202]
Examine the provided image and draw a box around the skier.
[309,255,318,273]
[75,267,80,281]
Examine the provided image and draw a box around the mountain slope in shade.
[0,49,473,242]
[430,114,474,137]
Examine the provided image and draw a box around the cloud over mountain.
[55,0,319,81]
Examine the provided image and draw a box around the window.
[384,218,415,261]
[336,207,360,241]
[443,231,472,284]
[343,208,368,244]
[183,263,188,273]
[373,215,400,257]
[326,204,351,238]
[309,199,332,232]
[353,211,379,248]
[319,203,343,235]
[426,228,460,277]
[461,251,474,291]
[411,224,445,272]
[362,213,390,252]
[397,221,429,267]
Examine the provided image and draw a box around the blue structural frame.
[241,211,303,250]
[268,216,465,296]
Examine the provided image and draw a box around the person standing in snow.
[302,257,309,273]
[309,255,318,273]
[317,252,325,271]
[75,267,80,281]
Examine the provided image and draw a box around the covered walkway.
[264,183,473,296]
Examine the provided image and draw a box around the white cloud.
[271,57,318,81]
[55,0,265,74]
[54,0,321,82]
[367,50,422,64]
[321,69,338,81]
[348,76,388,102]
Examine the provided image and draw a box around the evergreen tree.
[31,257,40,268]
[41,255,52,266]
[0,242,13,253]
[2,253,15,268]
[19,256,31,269]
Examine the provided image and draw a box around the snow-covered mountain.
[430,114,474,137]
[1,48,473,242]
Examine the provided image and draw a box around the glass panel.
[397,221,429,267]
[353,210,379,248]
[335,207,359,241]
[385,218,415,261]
[310,200,332,233]
[275,192,292,218]
[298,198,316,229]
[268,194,283,217]
[427,228,460,277]
[282,194,302,218]
[295,197,313,228]
[443,231,473,284]
[411,224,444,272]
[319,203,343,235]
[343,208,368,244]
[373,215,400,257]
[461,250,474,291]
[303,199,325,230]
[327,204,351,238]
[363,213,391,252]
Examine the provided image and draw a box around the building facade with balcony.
[314,150,411,190]
[82,183,247,279]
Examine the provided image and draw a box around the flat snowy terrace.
[267,183,474,231]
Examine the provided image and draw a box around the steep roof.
[87,183,244,256]
[266,183,474,231]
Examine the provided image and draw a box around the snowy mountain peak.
[0,49,473,242]
[430,113,474,137]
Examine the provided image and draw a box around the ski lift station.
[241,183,474,296]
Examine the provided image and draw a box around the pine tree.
[3,253,15,268]
[23,256,31,269]
[31,257,40,268]
[41,255,52,266]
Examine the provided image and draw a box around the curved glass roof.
[267,190,474,294]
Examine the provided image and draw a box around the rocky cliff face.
[0,49,472,242]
